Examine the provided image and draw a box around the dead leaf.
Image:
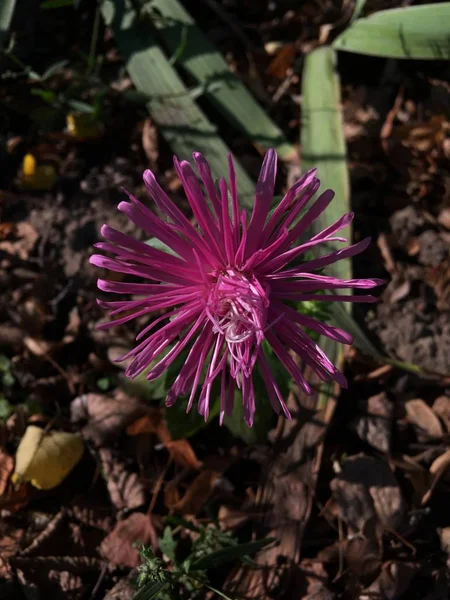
[331,455,405,533]
[164,483,181,509]
[48,570,84,595]
[127,414,201,469]
[100,513,157,568]
[298,559,333,599]
[0,222,39,261]
[345,536,381,580]
[141,119,158,171]
[103,576,136,600]
[99,448,146,511]
[438,527,450,553]
[0,481,30,512]
[24,336,57,356]
[405,399,443,440]
[12,426,84,490]
[352,392,394,453]
[166,440,203,470]
[438,208,450,230]
[171,469,220,514]
[71,391,147,446]
[126,413,159,435]
[432,396,450,433]
[361,561,418,599]
[266,43,296,79]
[0,449,14,496]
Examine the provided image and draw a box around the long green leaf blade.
[301,47,350,282]
[301,47,350,405]
[132,582,167,600]
[0,0,16,49]
[101,0,255,204]
[149,0,296,161]
[333,4,450,60]
[191,537,274,570]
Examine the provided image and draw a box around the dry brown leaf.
[71,391,147,446]
[99,448,146,511]
[127,414,200,469]
[0,222,39,261]
[352,392,394,453]
[405,399,443,440]
[125,411,170,444]
[171,469,220,514]
[48,570,84,595]
[24,336,57,356]
[103,576,136,600]
[166,440,203,470]
[345,536,381,580]
[164,482,181,509]
[218,505,249,531]
[0,449,14,496]
[438,527,450,553]
[432,396,450,433]
[331,455,405,533]
[141,118,158,171]
[0,481,30,512]
[429,448,450,476]
[100,512,157,568]
[361,561,418,600]
[266,43,296,79]
[299,559,333,599]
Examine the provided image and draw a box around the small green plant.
[133,522,274,600]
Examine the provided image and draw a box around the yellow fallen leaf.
[12,426,84,490]
[66,113,103,140]
[20,154,57,191]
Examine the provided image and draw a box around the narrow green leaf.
[301,47,350,283]
[301,47,350,406]
[149,0,296,161]
[191,537,274,570]
[101,0,255,205]
[131,582,167,600]
[351,0,367,23]
[0,0,16,49]
[159,526,177,562]
[165,396,220,439]
[333,4,450,60]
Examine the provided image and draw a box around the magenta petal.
[91,149,382,428]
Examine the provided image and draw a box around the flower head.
[91,150,382,426]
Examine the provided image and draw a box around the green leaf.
[145,237,179,257]
[350,0,367,23]
[191,537,274,570]
[67,98,95,114]
[0,0,16,49]
[159,526,177,562]
[222,390,268,444]
[0,397,13,421]
[301,47,349,267]
[333,4,450,60]
[132,582,167,600]
[30,88,58,104]
[149,0,296,162]
[96,377,111,391]
[41,59,69,80]
[301,46,350,407]
[101,0,255,205]
[166,396,220,439]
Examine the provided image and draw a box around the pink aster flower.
[91,150,382,426]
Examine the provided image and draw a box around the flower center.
[206,270,269,379]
